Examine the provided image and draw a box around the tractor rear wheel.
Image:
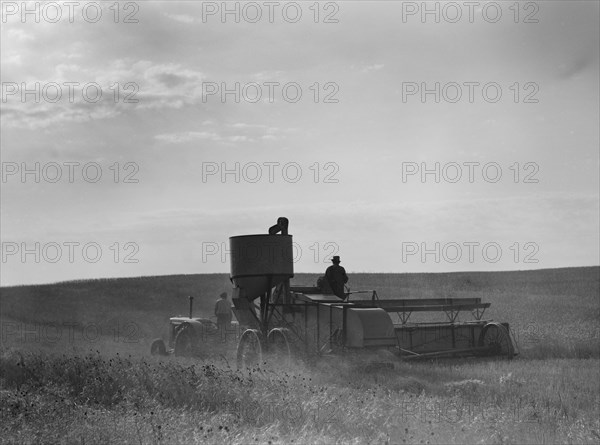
[267,328,293,367]
[174,326,195,357]
[479,322,514,359]
[150,338,167,356]
[236,329,264,369]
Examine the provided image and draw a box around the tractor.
[150,296,239,357]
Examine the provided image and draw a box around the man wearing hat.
[325,256,348,300]
[215,291,232,341]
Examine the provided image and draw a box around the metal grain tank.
[229,234,294,300]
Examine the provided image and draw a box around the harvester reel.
[479,322,515,359]
[150,338,167,356]
[174,325,195,357]
[267,328,293,366]
[236,329,264,369]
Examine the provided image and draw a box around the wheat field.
[1,267,599,444]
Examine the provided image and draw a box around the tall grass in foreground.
[1,348,599,444]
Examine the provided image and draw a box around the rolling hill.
[1,267,598,355]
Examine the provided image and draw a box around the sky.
[1,1,599,286]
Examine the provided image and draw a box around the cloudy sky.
[1,1,598,286]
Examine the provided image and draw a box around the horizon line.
[2,265,598,288]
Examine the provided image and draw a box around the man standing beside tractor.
[214,291,232,341]
[325,256,349,300]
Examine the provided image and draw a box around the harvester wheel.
[236,329,264,369]
[174,326,195,357]
[479,322,514,359]
[150,338,167,356]
[267,328,293,366]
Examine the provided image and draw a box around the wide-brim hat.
[331,256,341,263]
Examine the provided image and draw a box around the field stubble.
[1,345,599,444]
[1,268,599,444]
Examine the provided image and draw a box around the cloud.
[0,99,124,129]
[361,64,385,73]
[230,123,267,129]
[1,51,22,66]
[154,122,295,145]
[253,71,286,81]
[154,131,256,144]
[1,60,206,128]
[164,13,195,24]
[230,123,295,138]
[154,131,222,143]
[558,56,595,79]
[6,28,34,42]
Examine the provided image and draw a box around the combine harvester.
[231,218,518,368]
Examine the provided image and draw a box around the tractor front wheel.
[174,326,195,357]
[150,338,167,356]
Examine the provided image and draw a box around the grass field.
[1,267,599,444]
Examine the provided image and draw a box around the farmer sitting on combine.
[325,256,348,300]
[214,292,232,341]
